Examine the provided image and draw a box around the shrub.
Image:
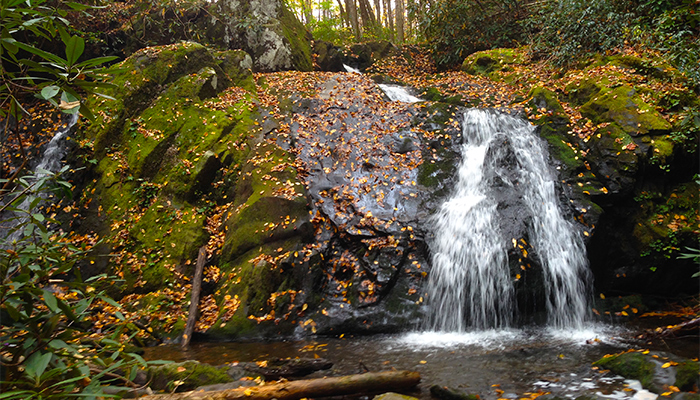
[525,0,636,65]
[418,0,528,69]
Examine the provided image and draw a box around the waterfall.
[425,109,591,332]
[343,64,422,103]
[1,113,79,244]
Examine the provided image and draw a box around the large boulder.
[73,0,313,73]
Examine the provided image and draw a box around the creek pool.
[142,324,665,400]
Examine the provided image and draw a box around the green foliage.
[0,169,166,399]
[525,0,636,65]
[678,247,700,278]
[418,0,527,68]
[670,107,700,154]
[633,0,700,84]
[525,0,699,84]
[0,0,117,121]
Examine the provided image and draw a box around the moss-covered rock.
[594,352,656,389]
[675,361,700,391]
[580,86,672,136]
[565,79,604,106]
[374,393,420,400]
[594,351,699,394]
[147,361,233,392]
[462,48,524,76]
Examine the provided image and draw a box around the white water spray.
[425,109,591,332]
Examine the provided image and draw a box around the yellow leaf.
[599,293,606,299]
[244,388,254,396]
[621,311,629,316]
[419,360,427,364]
[661,362,672,368]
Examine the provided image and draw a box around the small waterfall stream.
[426,109,591,332]
[1,113,79,244]
[343,64,422,103]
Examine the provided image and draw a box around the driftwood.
[240,358,333,380]
[182,246,207,348]
[138,370,421,400]
[638,317,700,340]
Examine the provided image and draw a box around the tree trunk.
[336,0,348,28]
[139,370,421,400]
[358,0,377,33]
[346,0,361,39]
[395,0,404,43]
[384,0,393,39]
[181,245,207,348]
[373,0,382,29]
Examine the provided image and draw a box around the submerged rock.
[594,351,699,394]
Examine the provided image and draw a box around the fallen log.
[138,370,421,400]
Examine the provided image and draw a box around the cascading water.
[0,113,79,244]
[377,84,423,103]
[425,109,591,332]
[343,64,422,103]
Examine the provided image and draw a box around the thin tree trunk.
[373,0,382,29]
[181,245,207,348]
[336,0,348,28]
[384,0,393,39]
[395,0,404,43]
[140,370,421,400]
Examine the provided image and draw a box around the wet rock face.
[281,75,461,335]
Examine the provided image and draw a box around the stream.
[143,325,662,400]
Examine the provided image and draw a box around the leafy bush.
[525,0,636,65]
[417,0,528,68]
[632,0,700,85]
[0,168,162,399]
[525,0,699,84]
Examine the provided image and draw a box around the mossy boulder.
[210,0,313,72]
[346,40,399,71]
[594,351,699,394]
[215,50,255,92]
[580,86,672,136]
[594,352,656,389]
[147,361,233,392]
[375,393,420,400]
[565,79,604,106]
[584,123,639,196]
[462,48,524,76]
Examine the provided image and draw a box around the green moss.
[221,196,309,264]
[675,361,700,391]
[594,352,655,389]
[565,79,604,106]
[147,361,232,392]
[215,50,255,92]
[538,124,584,171]
[462,48,524,75]
[580,86,672,136]
[279,4,313,72]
